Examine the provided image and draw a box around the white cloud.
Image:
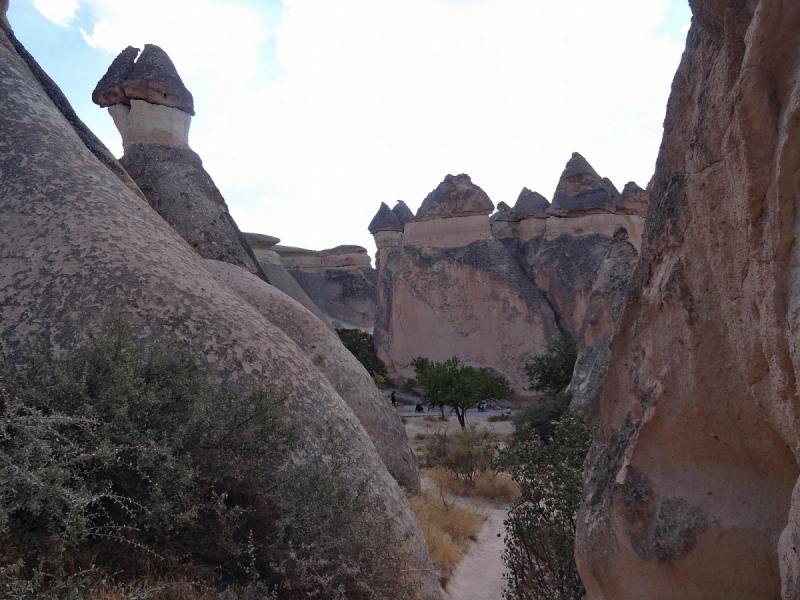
[33,0,78,25]
[39,0,688,257]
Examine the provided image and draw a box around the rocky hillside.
[370,157,648,394]
[0,12,439,597]
[576,1,800,598]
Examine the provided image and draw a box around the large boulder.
[0,21,438,597]
[205,260,419,491]
[576,2,800,599]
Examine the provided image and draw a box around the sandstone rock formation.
[205,260,419,491]
[0,20,438,595]
[243,232,333,328]
[93,46,267,282]
[568,226,639,420]
[370,167,647,393]
[576,2,800,599]
[272,244,378,331]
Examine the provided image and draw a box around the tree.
[408,356,511,428]
[336,328,386,379]
[524,333,577,397]
[495,412,593,600]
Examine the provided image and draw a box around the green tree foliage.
[335,328,386,379]
[0,317,417,599]
[495,412,593,600]
[408,357,511,429]
[524,333,577,396]
[515,333,578,442]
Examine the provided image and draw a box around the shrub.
[524,333,577,397]
[495,412,593,600]
[335,328,386,379]
[512,391,572,443]
[421,424,504,492]
[1,317,417,599]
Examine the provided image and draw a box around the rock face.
[371,168,648,393]
[205,260,419,491]
[576,3,800,599]
[119,144,267,280]
[94,48,267,282]
[243,232,333,329]
[568,227,638,420]
[272,245,379,331]
[0,20,438,597]
[392,200,415,224]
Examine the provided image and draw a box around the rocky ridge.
[0,16,438,596]
[370,160,647,394]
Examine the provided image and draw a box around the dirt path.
[441,502,509,600]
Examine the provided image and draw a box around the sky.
[8,0,692,258]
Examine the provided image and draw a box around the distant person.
[478,401,486,412]
[506,407,512,417]
[415,403,424,413]
[390,391,397,407]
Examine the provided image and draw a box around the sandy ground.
[441,502,508,600]
[419,477,510,600]
[392,388,515,600]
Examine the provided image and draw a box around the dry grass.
[409,490,485,574]
[422,466,520,503]
[87,581,221,600]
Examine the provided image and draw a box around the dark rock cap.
[243,232,281,249]
[92,45,139,107]
[369,202,403,234]
[415,174,494,221]
[550,152,620,213]
[320,245,368,256]
[513,188,550,217]
[93,44,195,115]
[617,181,649,215]
[392,201,414,224]
[496,201,512,212]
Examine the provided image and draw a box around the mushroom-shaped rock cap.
[243,232,281,249]
[92,46,140,107]
[392,200,414,224]
[415,174,494,221]
[513,188,550,217]
[93,44,195,115]
[369,202,403,234]
[550,152,620,213]
[496,201,512,213]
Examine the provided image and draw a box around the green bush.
[423,424,496,487]
[495,412,592,600]
[336,328,387,379]
[524,333,577,397]
[1,317,416,599]
[512,391,572,443]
